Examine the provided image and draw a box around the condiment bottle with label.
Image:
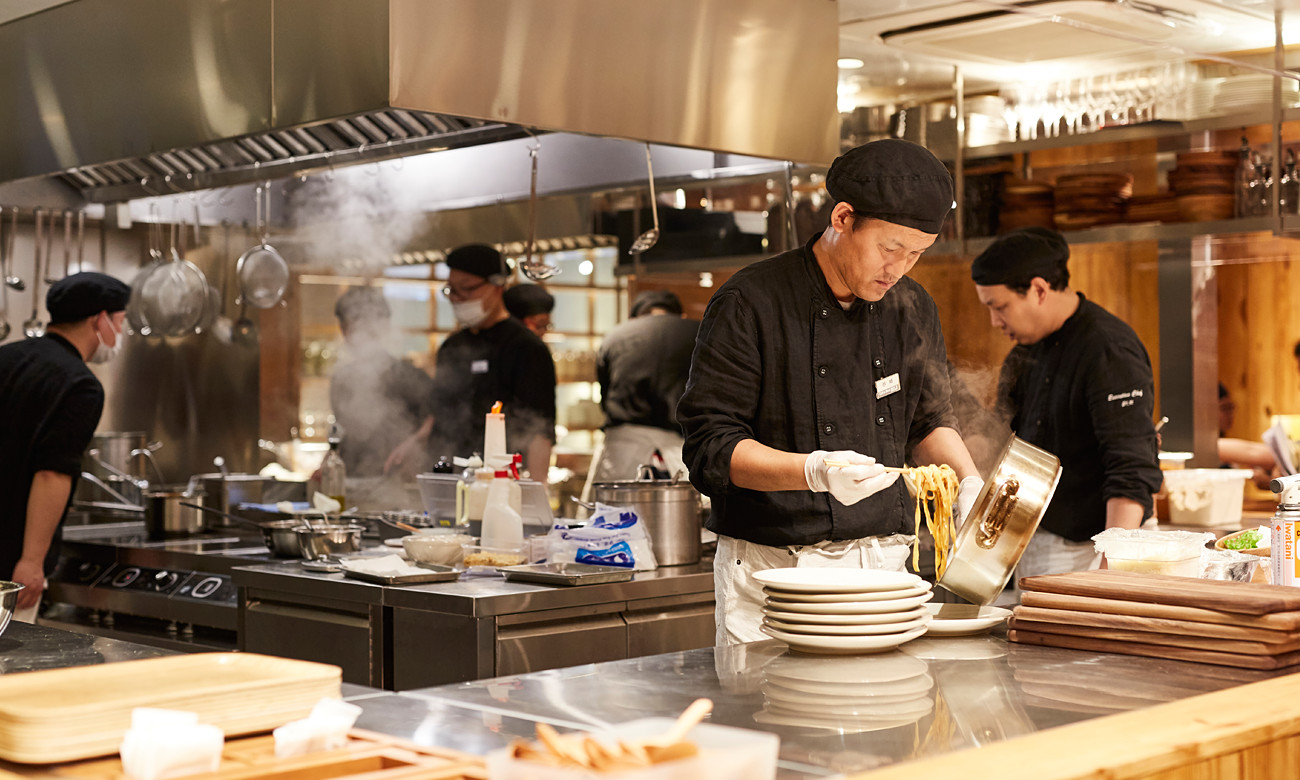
[481,469,523,550]
[1270,474,1300,587]
[320,424,346,510]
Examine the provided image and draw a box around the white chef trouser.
[714,533,915,646]
[590,425,686,484]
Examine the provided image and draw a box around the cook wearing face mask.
[0,271,131,623]
[383,245,556,481]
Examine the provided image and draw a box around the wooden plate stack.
[1125,193,1181,224]
[1169,150,1237,222]
[1009,569,1300,670]
[1052,173,1132,231]
[999,180,1055,233]
[0,653,342,763]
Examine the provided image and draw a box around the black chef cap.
[334,286,390,329]
[970,227,1071,288]
[825,139,954,234]
[631,290,682,318]
[503,284,554,318]
[445,244,508,283]
[46,271,131,325]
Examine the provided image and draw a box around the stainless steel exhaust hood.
[0,0,839,203]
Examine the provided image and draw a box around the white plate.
[762,581,932,603]
[764,614,930,637]
[922,603,1011,637]
[764,591,934,615]
[752,568,921,594]
[763,605,929,625]
[761,624,927,654]
[763,650,928,685]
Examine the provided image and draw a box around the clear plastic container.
[486,719,778,780]
[1092,528,1215,577]
[1162,468,1253,527]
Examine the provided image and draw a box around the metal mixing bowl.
[295,524,365,561]
[260,519,307,558]
[0,581,25,638]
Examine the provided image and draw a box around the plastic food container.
[1092,528,1215,577]
[1200,549,1261,582]
[486,719,778,780]
[461,543,528,572]
[401,532,474,566]
[1161,469,1253,527]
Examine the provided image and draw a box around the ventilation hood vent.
[845,0,1274,71]
[0,0,838,203]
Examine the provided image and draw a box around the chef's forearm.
[911,427,979,480]
[1105,496,1145,530]
[21,470,71,566]
[729,439,811,492]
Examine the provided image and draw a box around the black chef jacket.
[428,317,556,462]
[597,314,699,432]
[331,353,436,476]
[678,236,958,547]
[997,293,1162,542]
[0,333,104,579]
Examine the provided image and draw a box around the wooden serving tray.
[0,729,485,780]
[1017,569,1300,616]
[1009,617,1300,656]
[1012,606,1300,645]
[1018,591,1300,631]
[1008,628,1300,671]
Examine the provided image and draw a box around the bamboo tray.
[0,728,485,780]
[0,654,341,764]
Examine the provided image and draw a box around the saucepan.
[143,487,207,540]
[295,524,365,562]
[937,434,1062,605]
[180,502,306,558]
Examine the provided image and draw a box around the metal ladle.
[519,141,560,281]
[3,207,23,291]
[628,143,660,255]
[0,208,11,340]
[22,210,45,338]
[42,210,59,285]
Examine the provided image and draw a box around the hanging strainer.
[137,221,209,338]
[237,183,289,309]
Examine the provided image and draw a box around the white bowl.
[401,533,473,566]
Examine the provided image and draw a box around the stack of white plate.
[754,651,934,733]
[1211,74,1300,115]
[754,568,933,655]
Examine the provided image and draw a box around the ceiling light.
[837,58,865,69]
[578,259,594,276]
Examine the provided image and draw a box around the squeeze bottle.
[481,470,523,550]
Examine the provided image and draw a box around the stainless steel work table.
[233,560,715,690]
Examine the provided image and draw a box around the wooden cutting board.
[1019,591,1300,631]
[1008,628,1300,670]
[1018,569,1300,615]
[1009,617,1300,656]
[0,729,486,780]
[1012,606,1300,644]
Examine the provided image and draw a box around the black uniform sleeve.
[1085,337,1162,515]
[678,289,761,498]
[31,378,104,477]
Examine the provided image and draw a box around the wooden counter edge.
[847,670,1300,780]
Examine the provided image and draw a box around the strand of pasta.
[906,464,960,578]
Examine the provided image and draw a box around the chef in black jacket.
[0,272,130,621]
[972,227,1162,577]
[678,139,983,645]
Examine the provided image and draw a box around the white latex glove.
[804,450,899,507]
[956,476,984,523]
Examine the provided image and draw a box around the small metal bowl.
[295,524,365,561]
[260,519,306,558]
[0,581,25,639]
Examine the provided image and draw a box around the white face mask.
[452,299,491,329]
[89,313,125,364]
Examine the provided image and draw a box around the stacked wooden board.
[1009,569,1300,670]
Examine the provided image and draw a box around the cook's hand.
[956,476,984,524]
[384,435,422,476]
[804,450,899,507]
[11,559,44,610]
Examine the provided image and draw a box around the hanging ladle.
[3,207,23,292]
[628,143,660,255]
[42,209,59,286]
[23,210,45,338]
[0,208,11,341]
[519,141,560,281]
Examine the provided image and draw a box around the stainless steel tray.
[341,562,462,585]
[498,562,636,586]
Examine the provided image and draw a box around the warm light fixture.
[699,272,714,288]
[578,259,594,276]
[837,57,865,69]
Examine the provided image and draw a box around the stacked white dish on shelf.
[1210,74,1300,115]
[754,568,933,655]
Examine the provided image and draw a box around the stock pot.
[142,488,206,540]
[937,434,1062,604]
[591,467,702,566]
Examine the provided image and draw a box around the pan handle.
[179,501,260,529]
[976,477,1020,549]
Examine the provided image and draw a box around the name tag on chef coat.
[875,373,901,399]
[471,359,489,375]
